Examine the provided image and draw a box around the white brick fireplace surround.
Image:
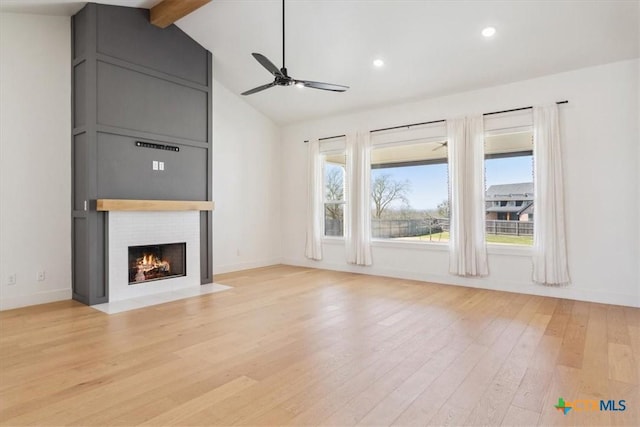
[107,211,201,302]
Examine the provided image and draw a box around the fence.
[372,219,446,239]
[325,218,533,238]
[325,219,343,237]
[485,220,533,236]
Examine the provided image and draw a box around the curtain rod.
[484,100,568,117]
[303,100,568,143]
[301,134,347,144]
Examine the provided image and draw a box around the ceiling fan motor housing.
[276,67,294,86]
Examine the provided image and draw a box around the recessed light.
[482,27,496,38]
[373,58,384,68]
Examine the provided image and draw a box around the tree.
[437,199,450,218]
[325,167,344,220]
[371,174,410,218]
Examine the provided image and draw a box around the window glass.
[324,154,346,237]
[485,130,534,245]
[371,140,449,242]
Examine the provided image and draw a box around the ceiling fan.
[432,142,448,151]
[241,0,349,96]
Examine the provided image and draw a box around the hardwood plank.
[2,357,206,425]
[354,345,460,426]
[579,304,611,397]
[511,367,554,414]
[500,405,541,426]
[309,290,498,426]
[390,343,491,426]
[357,292,523,427]
[182,279,453,425]
[607,304,632,345]
[139,376,257,426]
[607,379,639,426]
[626,317,640,387]
[609,343,637,384]
[544,298,573,337]
[391,295,542,426]
[463,313,552,425]
[230,286,472,425]
[509,324,563,415]
[0,265,637,427]
[537,365,583,426]
[555,300,589,368]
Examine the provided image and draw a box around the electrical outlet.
[152,160,159,170]
[7,274,16,286]
[37,271,45,281]
[159,161,164,171]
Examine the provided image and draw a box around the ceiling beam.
[150,0,211,29]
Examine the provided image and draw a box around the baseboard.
[282,257,640,308]
[0,288,72,311]
[214,257,284,275]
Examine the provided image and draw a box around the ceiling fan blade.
[295,79,349,92]
[252,53,283,77]
[241,82,276,96]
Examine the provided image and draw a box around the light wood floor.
[0,265,638,426]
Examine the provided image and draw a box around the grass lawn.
[484,233,533,245]
[400,232,533,246]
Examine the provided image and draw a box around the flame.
[136,253,171,274]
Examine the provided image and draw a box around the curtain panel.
[345,132,373,266]
[304,138,323,260]
[447,116,489,276]
[533,105,570,285]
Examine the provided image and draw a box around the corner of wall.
[211,79,284,275]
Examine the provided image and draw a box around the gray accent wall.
[72,3,213,305]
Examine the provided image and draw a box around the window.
[323,153,346,237]
[484,129,534,245]
[370,139,449,242]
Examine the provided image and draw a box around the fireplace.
[108,211,200,302]
[128,242,186,285]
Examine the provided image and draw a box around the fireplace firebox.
[128,243,186,285]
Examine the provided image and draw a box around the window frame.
[369,136,451,246]
[321,150,347,240]
[484,125,535,248]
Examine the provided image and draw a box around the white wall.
[0,13,72,310]
[212,80,282,274]
[0,12,636,310]
[281,59,640,308]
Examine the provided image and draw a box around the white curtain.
[447,116,489,276]
[304,138,323,260]
[533,105,570,285]
[345,132,373,266]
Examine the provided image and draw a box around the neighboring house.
[485,182,534,221]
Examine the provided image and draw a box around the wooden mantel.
[96,199,214,212]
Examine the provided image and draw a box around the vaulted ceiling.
[2,0,638,125]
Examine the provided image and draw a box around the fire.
[135,253,171,282]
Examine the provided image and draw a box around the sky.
[325,155,534,211]
[369,155,533,211]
